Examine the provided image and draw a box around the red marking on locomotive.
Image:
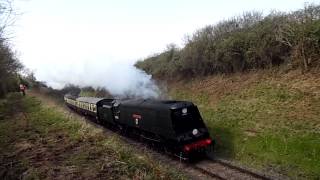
[132,114,142,119]
[183,138,212,152]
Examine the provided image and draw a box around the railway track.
[71,111,284,180]
[192,159,275,180]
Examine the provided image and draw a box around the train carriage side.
[64,94,78,110]
[74,97,103,117]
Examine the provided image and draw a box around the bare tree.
[0,0,22,97]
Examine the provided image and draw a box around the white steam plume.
[42,59,160,99]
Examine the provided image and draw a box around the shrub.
[136,4,320,79]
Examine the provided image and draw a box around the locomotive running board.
[140,134,161,142]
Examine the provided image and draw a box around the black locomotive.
[64,94,213,156]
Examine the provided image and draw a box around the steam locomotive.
[64,94,213,157]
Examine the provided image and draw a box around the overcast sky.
[11,0,317,91]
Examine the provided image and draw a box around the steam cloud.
[43,60,161,99]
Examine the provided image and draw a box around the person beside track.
[19,84,27,96]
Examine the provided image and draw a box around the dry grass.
[170,69,320,105]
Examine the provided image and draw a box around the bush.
[136,4,320,79]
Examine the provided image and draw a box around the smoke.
[43,59,161,99]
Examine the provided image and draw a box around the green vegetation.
[170,72,320,179]
[0,1,24,97]
[136,4,320,79]
[0,93,185,179]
